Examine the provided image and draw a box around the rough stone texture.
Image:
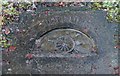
[2,10,118,74]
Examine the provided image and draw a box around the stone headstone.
[2,6,118,74]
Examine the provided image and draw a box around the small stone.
[39,23,42,25]
[8,68,12,71]
[75,41,81,45]
[26,60,29,64]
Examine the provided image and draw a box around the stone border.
[2,0,117,2]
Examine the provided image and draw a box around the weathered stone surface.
[2,10,118,74]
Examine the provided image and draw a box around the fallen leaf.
[9,46,16,52]
[114,45,120,49]
[5,27,10,35]
[25,53,33,59]
[114,66,119,70]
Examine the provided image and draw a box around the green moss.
[91,2,120,23]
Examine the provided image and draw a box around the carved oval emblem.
[35,29,96,57]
